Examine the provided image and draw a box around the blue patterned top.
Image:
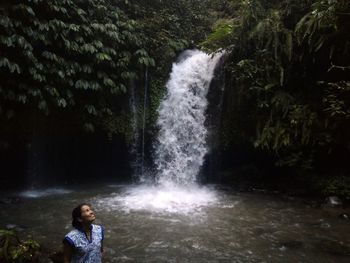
[63,224,104,263]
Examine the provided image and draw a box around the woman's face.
[79,205,96,223]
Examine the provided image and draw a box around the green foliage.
[321,81,350,119]
[0,0,152,133]
[120,0,214,135]
[295,0,348,57]
[319,176,350,200]
[100,112,132,140]
[213,0,350,172]
[0,0,215,138]
[200,19,235,50]
[0,229,40,263]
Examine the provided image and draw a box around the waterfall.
[128,80,142,180]
[140,67,148,181]
[154,50,223,187]
[128,67,148,182]
[111,50,222,214]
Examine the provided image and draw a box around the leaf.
[84,123,95,132]
[18,94,27,104]
[38,100,47,111]
[57,98,67,108]
[86,105,97,115]
[96,53,112,61]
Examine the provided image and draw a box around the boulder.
[279,240,303,249]
[339,213,349,220]
[324,196,343,207]
[0,197,21,204]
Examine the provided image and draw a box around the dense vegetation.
[0,0,156,137]
[2,2,350,262]
[118,0,213,135]
[0,0,349,196]
[0,229,40,263]
[203,0,350,197]
[0,0,214,187]
[0,0,212,137]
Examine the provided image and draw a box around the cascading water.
[128,68,149,183]
[154,50,223,187]
[100,50,223,214]
[128,80,142,179]
[140,67,148,181]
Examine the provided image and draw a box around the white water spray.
[155,50,223,187]
[101,50,222,214]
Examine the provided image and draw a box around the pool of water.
[1,184,350,262]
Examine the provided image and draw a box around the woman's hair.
[72,203,89,229]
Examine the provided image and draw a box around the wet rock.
[318,240,350,256]
[6,223,17,229]
[6,223,25,232]
[279,240,304,249]
[339,213,349,220]
[320,222,331,228]
[303,199,320,208]
[324,196,343,207]
[306,219,333,229]
[278,245,287,251]
[0,197,21,204]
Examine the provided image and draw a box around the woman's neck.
[82,223,92,233]
[81,223,92,241]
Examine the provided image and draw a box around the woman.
[63,204,104,263]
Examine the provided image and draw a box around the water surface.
[1,184,350,262]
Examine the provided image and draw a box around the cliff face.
[0,133,130,189]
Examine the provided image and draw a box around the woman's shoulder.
[63,228,82,246]
[92,224,104,231]
[65,228,80,238]
[92,224,104,240]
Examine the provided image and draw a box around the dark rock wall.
[0,134,131,190]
